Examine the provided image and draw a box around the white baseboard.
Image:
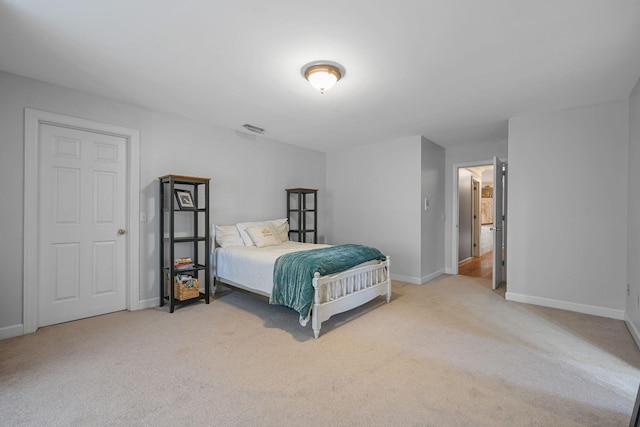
[421,269,445,284]
[1,299,156,341]
[391,273,421,284]
[138,297,160,310]
[390,269,444,285]
[505,291,625,320]
[625,313,640,351]
[0,324,24,340]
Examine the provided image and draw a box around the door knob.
[118,228,126,235]
[490,227,501,232]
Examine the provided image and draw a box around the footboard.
[311,256,390,338]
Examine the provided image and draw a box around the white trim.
[391,268,444,285]
[625,313,640,351]
[0,324,25,340]
[139,297,160,310]
[506,291,625,320]
[391,273,421,285]
[451,159,496,275]
[23,108,141,334]
[23,110,39,334]
[421,269,445,284]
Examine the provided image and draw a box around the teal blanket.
[270,244,386,318]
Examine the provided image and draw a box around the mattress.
[214,241,330,296]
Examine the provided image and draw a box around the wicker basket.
[174,276,200,301]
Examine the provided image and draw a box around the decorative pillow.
[237,220,281,246]
[236,221,266,246]
[270,218,289,242]
[214,224,245,248]
[245,225,280,248]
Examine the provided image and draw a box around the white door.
[492,157,506,290]
[38,124,127,327]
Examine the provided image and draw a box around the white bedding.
[214,241,330,296]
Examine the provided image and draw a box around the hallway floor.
[458,250,493,280]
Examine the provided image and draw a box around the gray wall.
[0,71,326,337]
[327,136,422,282]
[420,137,446,282]
[327,135,446,284]
[507,99,629,318]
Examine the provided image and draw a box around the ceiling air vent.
[242,123,265,134]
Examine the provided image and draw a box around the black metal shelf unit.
[159,174,210,312]
[286,188,318,243]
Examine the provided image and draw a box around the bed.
[211,219,391,338]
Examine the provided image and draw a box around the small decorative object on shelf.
[174,257,194,270]
[286,188,318,243]
[174,274,200,301]
[159,174,211,312]
[174,189,195,209]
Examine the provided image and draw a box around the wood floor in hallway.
[458,250,493,280]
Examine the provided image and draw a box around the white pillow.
[270,218,289,242]
[237,220,280,246]
[245,225,280,248]
[214,224,245,248]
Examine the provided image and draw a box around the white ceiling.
[1,0,639,153]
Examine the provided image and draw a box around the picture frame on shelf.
[174,189,195,209]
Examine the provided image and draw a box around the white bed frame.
[310,257,390,338]
[214,257,391,339]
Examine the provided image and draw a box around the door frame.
[451,159,495,275]
[492,156,505,290]
[23,108,141,334]
[471,177,480,258]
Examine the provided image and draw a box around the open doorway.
[453,158,507,294]
[457,165,494,280]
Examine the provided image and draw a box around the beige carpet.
[1,274,639,426]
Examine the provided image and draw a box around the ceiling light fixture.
[301,61,345,94]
